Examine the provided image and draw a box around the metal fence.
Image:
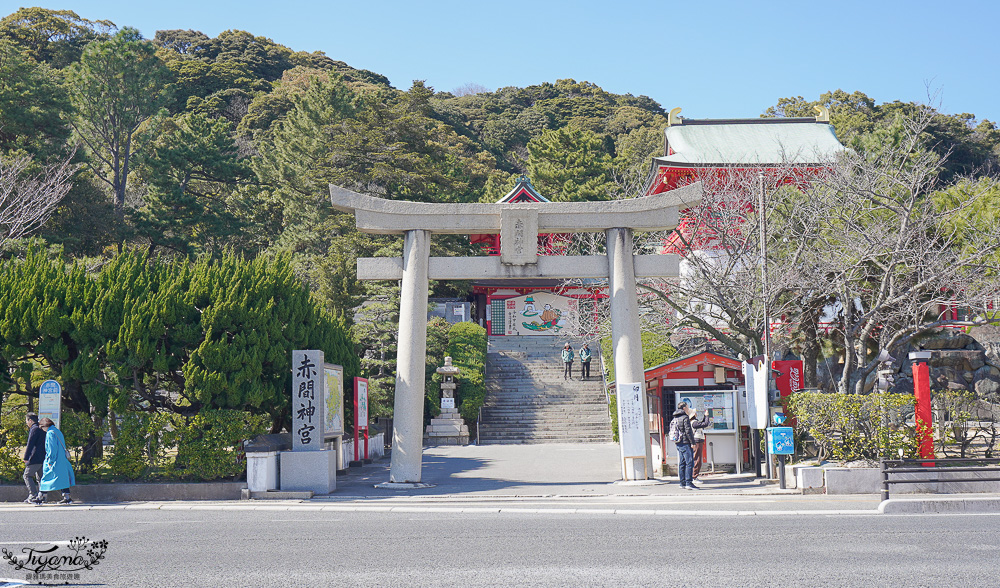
[880,457,1000,500]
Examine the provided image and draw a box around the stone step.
[481,335,609,444]
[478,436,614,444]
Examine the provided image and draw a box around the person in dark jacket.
[686,406,712,480]
[670,402,698,490]
[579,344,592,379]
[23,413,45,503]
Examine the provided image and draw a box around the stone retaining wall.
[0,482,245,503]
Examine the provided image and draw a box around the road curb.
[878,496,1000,514]
[0,502,878,516]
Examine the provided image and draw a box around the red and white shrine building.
[640,109,843,468]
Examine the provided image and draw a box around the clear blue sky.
[10,0,999,122]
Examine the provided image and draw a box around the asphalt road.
[2,507,998,587]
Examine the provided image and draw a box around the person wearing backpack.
[669,402,698,489]
[687,406,712,480]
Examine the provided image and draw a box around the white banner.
[616,382,645,458]
[742,360,769,429]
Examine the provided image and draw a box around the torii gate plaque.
[330,182,702,484]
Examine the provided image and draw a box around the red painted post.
[353,381,359,463]
[912,357,934,462]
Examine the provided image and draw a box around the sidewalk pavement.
[338,442,794,498]
[2,443,996,514]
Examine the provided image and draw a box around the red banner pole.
[364,428,369,461]
[912,359,934,463]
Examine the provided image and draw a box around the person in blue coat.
[35,417,75,505]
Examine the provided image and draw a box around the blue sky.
[10,0,999,122]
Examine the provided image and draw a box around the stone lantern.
[424,357,470,445]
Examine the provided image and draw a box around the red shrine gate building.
[639,108,844,469]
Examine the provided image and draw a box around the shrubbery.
[786,391,918,461]
[448,322,487,422]
[0,408,270,483]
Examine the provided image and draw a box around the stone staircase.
[479,336,613,444]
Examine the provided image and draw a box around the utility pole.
[758,172,773,478]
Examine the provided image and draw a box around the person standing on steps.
[579,343,592,380]
[22,413,45,504]
[669,402,698,490]
[561,343,574,380]
[686,406,712,481]
[35,417,75,505]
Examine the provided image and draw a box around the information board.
[674,390,736,431]
[355,378,369,430]
[323,363,344,439]
[616,382,645,458]
[38,379,62,430]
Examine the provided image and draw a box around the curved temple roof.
[658,119,846,167]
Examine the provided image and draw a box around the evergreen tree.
[66,27,173,217]
[527,126,613,201]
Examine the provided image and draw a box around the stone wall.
[884,331,1000,402]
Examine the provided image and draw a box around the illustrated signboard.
[767,426,795,455]
[292,350,325,450]
[323,363,344,439]
[38,380,62,430]
[675,390,736,431]
[616,382,645,458]
[503,292,578,336]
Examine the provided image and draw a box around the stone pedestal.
[425,406,470,446]
[279,449,336,494]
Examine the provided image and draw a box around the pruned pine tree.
[351,282,400,422]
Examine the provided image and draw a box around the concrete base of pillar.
[279,450,336,494]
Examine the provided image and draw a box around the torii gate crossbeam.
[330,183,703,484]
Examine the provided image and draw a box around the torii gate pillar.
[390,229,430,482]
[607,227,653,480]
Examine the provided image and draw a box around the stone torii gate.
[330,182,703,484]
